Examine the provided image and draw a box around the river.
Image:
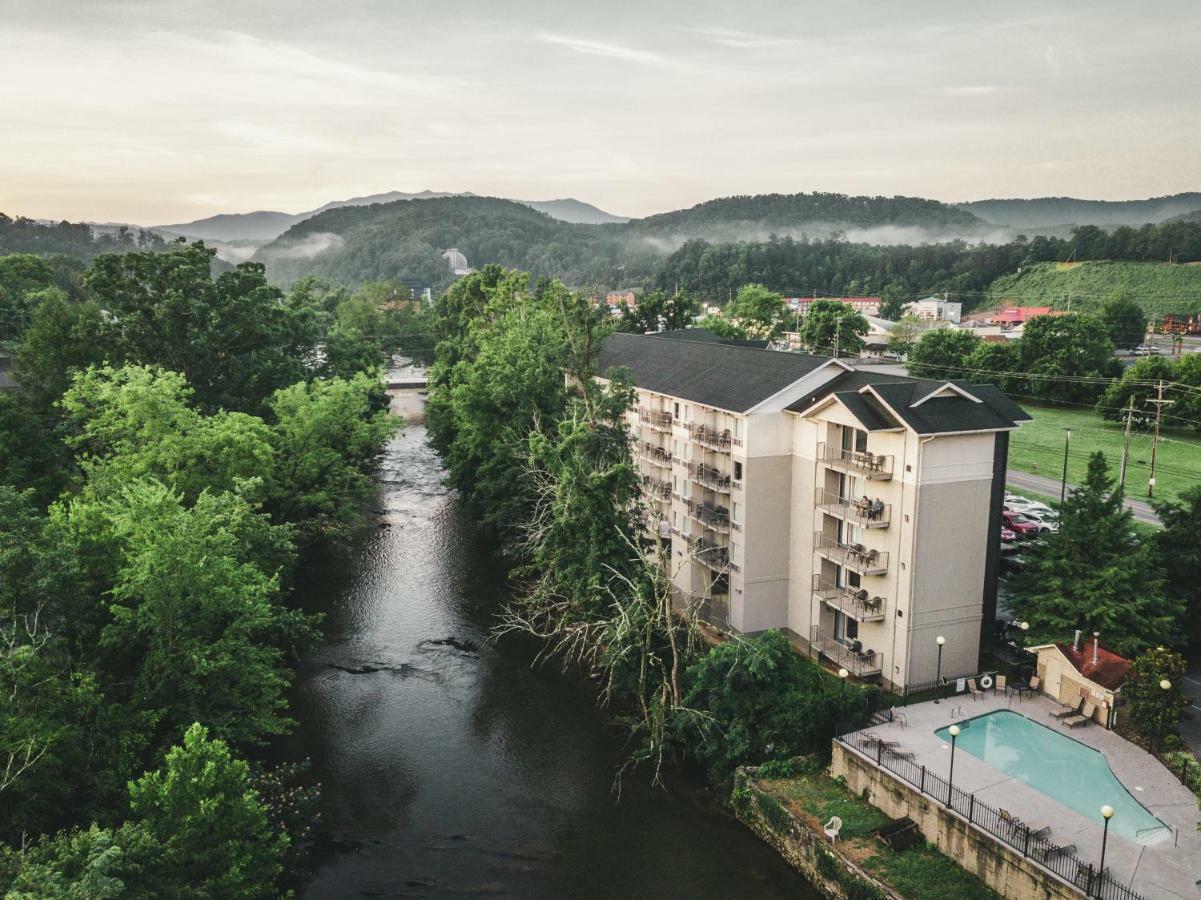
[280,386,818,898]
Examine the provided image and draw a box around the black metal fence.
[838,729,1149,900]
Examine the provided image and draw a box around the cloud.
[260,232,343,260]
[920,85,1013,97]
[686,27,804,50]
[535,32,683,69]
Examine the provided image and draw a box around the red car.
[1001,510,1041,537]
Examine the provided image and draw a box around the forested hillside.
[625,192,987,242]
[960,193,1201,228]
[0,214,166,259]
[988,260,1201,319]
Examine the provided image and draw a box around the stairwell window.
[732,501,742,526]
[733,461,743,481]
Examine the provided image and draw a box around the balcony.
[817,443,893,480]
[690,462,732,493]
[690,423,734,453]
[812,575,886,622]
[812,629,883,676]
[688,500,731,534]
[693,538,738,574]
[641,512,671,539]
[638,407,674,433]
[641,443,673,467]
[642,476,672,501]
[816,489,890,529]
[814,532,889,576]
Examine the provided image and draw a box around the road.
[1006,468,1162,527]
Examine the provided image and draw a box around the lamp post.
[1060,428,1072,503]
[946,724,960,808]
[835,667,849,732]
[1097,804,1114,895]
[1157,678,1172,753]
[934,635,946,702]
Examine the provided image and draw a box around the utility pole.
[833,318,842,360]
[1119,395,1135,492]
[1146,380,1173,498]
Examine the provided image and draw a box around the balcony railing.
[812,574,886,622]
[814,532,889,575]
[817,443,893,480]
[641,512,671,539]
[690,423,733,452]
[638,407,674,432]
[641,443,673,467]
[642,476,672,500]
[693,538,738,573]
[812,627,883,676]
[688,501,731,534]
[690,462,732,493]
[816,489,890,529]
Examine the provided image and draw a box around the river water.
[281,388,817,898]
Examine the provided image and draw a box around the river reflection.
[281,398,816,898]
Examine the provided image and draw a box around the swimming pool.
[934,710,1169,844]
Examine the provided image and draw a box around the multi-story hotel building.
[598,331,1031,691]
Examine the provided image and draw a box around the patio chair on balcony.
[1049,697,1084,720]
[1063,701,1096,728]
[861,548,880,569]
[869,499,885,520]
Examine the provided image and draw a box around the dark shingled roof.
[651,328,769,350]
[599,332,830,413]
[787,369,1031,434]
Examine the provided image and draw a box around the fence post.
[968,793,975,825]
[1085,863,1094,896]
[919,764,926,795]
[877,740,884,766]
[1023,825,1030,857]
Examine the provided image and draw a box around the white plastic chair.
[824,816,842,843]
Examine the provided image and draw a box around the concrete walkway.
[1006,468,1162,527]
[859,691,1201,899]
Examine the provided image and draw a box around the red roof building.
[991,306,1055,326]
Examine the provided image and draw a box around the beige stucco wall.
[737,453,792,632]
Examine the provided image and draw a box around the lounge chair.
[966,678,982,700]
[996,674,1008,695]
[1063,701,1096,728]
[1029,675,1041,692]
[1033,842,1076,862]
[1050,697,1084,720]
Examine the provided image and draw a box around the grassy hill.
[988,260,1201,319]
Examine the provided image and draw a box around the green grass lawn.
[1009,403,1201,506]
[764,772,1000,900]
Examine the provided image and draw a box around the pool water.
[935,710,1169,844]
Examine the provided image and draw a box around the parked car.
[1000,526,1017,542]
[1006,498,1057,518]
[1132,344,1161,356]
[1001,510,1042,537]
[1019,510,1058,533]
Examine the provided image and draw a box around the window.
[673,475,679,493]
[674,401,680,418]
[685,405,692,422]
[685,443,693,462]
[733,460,743,481]
[734,418,744,439]
[732,501,742,525]
[855,429,868,454]
[673,439,682,457]
[731,541,740,563]
[683,480,691,499]
[672,511,678,528]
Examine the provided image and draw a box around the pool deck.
[861,691,1201,899]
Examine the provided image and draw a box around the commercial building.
[598,331,1031,691]
[906,296,962,324]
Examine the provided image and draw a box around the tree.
[616,290,695,334]
[1009,453,1180,655]
[1099,291,1148,350]
[1121,647,1189,751]
[0,822,161,899]
[906,327,980,380]
[717,284,788,339]
[266,373,400,544]
[797,300,869,356]
[1015,313,1120,404]
[83,244,315,412]
[877,284,908,322]
[1153,484,1201,648]
[884,314,926,357]
[964,340,1019,391]
[126,723,286,897]
[678,631,872,778]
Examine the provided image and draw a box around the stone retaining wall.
[830,742,1083,899]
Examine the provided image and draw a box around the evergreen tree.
[1009,452,1181,655]
[1153,484,1201,648]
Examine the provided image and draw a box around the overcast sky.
[2,0,1198,224]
